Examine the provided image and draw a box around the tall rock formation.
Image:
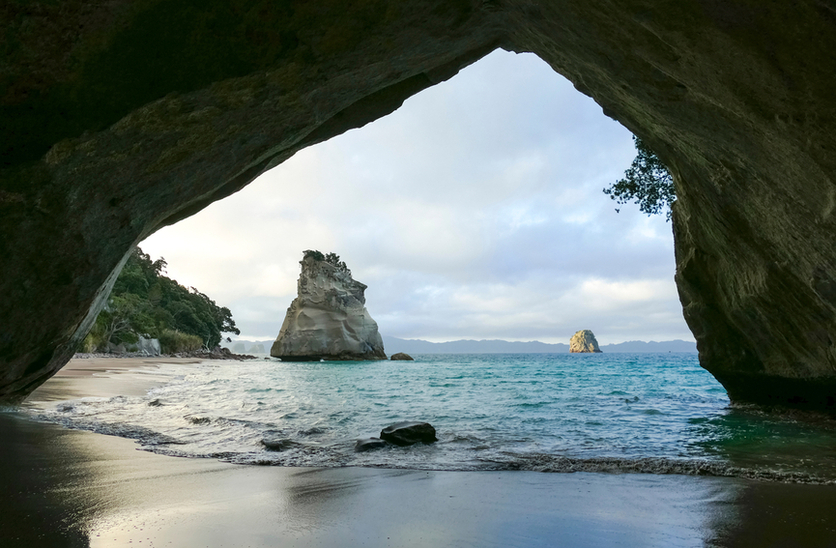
[270,251,386,361]
[570,330,602,354]
[4,2,836,410]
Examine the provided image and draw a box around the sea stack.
[570,330,602,353]
[270,251,386,361]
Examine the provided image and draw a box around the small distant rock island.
[270,250,386,361]
[569,329,603,353]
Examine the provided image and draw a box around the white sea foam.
[22,354,836,482]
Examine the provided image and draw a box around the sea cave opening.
[138,49,691,352]
[23,46,836,502]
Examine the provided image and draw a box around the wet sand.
[25,356,203,401]
[3,358,836,547]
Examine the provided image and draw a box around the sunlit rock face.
[270,253,386,361]
[3,1,836,409]
[569,330,602,354]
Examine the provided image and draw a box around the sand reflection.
[7,410,836,548]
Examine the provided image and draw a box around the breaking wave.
[21,354,836,484]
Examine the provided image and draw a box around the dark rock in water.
[298,427,327,437]
[354,438,389,452]
[390,353,414,361]
[147,399,162,407]
[380,422,438,446]
[261,438,299,452]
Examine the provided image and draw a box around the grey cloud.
[142,50,693,345]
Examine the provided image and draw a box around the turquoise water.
[26,353,836,482]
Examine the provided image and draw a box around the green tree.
[84,293,155,351]
[100,294,155,346]
[82,248,240,352]
[604,136,675,220]
[324,252,350,274]
[303,249,325,262]
[304,249,351,275]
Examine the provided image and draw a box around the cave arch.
[3,1,836,409]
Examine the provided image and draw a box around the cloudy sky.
[140,50,693,345]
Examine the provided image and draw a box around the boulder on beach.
[380,421,438,446]
[137,337,161,356]
[390,352,414,361]
[270,250,386,361]
[570,330,602,353]
[354,438,389,452]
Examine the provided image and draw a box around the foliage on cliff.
[82,248,239,353]
[604,136,675,220]
[303,249,351,275]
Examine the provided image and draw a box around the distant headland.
[225,336,697,355]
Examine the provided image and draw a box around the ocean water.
[23,353,836,483]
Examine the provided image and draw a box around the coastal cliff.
[270,252,385,361]
[3,2,836,409]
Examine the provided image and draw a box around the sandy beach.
[2,358,836,547]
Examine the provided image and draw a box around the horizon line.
[228,335,697,346]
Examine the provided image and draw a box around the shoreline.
[23,356,203,403]
[4,358,836,547]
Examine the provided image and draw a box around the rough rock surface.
[570,330,602,354]
[136,337,161,356]
[3,2,836,410]
[390,353,415,361]
[270,253,386,361]
[379,422,438,446]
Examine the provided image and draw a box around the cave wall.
[2,0,836,409]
